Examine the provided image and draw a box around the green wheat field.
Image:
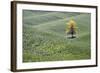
[23,10,91,62]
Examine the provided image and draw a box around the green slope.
[23,10,91,62]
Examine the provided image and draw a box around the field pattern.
[23,10,91,62]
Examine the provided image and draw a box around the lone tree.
[66,19,77,38]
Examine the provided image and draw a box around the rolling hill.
[23,10,91,62]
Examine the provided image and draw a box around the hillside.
[23,10,91,62]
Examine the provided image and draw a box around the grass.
[23,10,91,62]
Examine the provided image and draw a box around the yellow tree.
[66,19,77,38]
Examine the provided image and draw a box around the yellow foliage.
[66,19,77,33]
